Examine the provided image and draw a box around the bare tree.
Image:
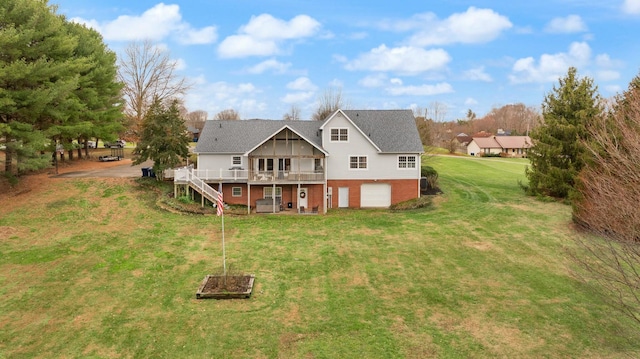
[428,101,448,122]
[571,77,640,324]
[312,87,348,121]
[283,105,301,121]
[214,109,241,120]
[185,110,208,132]
[118,39,191,140]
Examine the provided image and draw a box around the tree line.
[1,0,123,175]
[521,66,640,324]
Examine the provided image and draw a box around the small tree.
[133,98,190,180]
[283,105,301,121]
[312,87,347,121]
[524,67,601,198]
[118,40,191,141]
[214,109,240,120]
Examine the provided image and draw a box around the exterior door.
[338,187,349,208]
[298,187,308,209]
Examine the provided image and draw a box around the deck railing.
[171,167,324,183]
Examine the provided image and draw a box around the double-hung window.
[349,156,367,169]
[398,155,417,169]
[331,128,348,142]
[264,187,282,200]
[232,156,242,166]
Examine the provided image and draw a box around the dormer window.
[331,128,348,142]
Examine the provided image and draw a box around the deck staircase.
[174,167,221,205]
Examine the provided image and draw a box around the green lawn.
[1,156,638,358]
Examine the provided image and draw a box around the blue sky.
[55,0,640,121]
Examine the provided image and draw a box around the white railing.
[174,167,220,202]
[172,167,324,183]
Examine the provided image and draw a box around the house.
[467,135,532,157]
[183,109,424,214]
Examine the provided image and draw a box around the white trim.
[348,155,368,170]
[329,127,349,142]
[320,109,382,152]
[397,155,417,169]
[242,125,328,156]
[232,186,242,197]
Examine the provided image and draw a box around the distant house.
[178,109,424,214]
[467,136,532,157]
[187,126,201,142]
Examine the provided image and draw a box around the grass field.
[1,156,639,358]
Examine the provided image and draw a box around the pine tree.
[524,67,601,198]
[133,98,190,180]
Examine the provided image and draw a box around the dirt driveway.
[54,159,154,178]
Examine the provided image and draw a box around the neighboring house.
[467,135,532,157]
[186,109,424,214]
[187,126,201,142]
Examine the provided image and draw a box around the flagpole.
[221,205,226,277]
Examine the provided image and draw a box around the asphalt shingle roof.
[195,109,424,154]
[341,110,423,153]
[195,120,323,154]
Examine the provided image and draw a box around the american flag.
[216,183,224,216]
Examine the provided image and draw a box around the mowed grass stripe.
[0,156,638,358]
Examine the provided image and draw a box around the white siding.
[467,141,481,156]
[198,154,244,172]
[323,113,420,180]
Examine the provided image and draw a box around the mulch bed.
[196,274,255,299]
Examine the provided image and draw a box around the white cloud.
[246,59,292,74]
[286,77,317,91]
[174,58,187,71]
[218,14,321,58]
[623,0,640,14]
[544,15,587,33]
[185,80,264,117]
[463,66,493,82]
[597,70,620,81]
[509,42,592,83]
[359,74,388,88]
[179,26,218,45]
[71,3,217,44]
[387,83,454,96]
[595,54,623,68]
[465,98,479,106]
[604,84,622,93]
[345,45,450,74]
[390,78,403,85]
[281,92,315,104]
[405,7,512,46]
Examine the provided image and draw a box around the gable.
[195,119,323,154]
[321,109,423,153]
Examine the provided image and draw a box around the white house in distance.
[188,109,424,214]
[467,135,532,157]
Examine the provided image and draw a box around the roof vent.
[214,138,217,141]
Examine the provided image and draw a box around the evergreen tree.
[524,67,601,198]
[0,0,82,173]
[133,98,190,180]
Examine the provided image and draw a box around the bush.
[389,196,433,211]
[421,165,439,189]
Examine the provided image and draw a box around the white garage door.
[360,183,391,207]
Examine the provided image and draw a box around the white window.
[263,187,282,199]
[331,128,348,142]
[349,156,367,169]
[232,187,242,197]
[398,155,417,169]
[232,156,242,166]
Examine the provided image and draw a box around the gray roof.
[195,110,424,154]
[195,119,323,154]
[341,110,423,153]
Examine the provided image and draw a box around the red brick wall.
[217,183,324,212]
[326,179,418,208]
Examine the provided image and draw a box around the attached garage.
[360,183,391,207]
